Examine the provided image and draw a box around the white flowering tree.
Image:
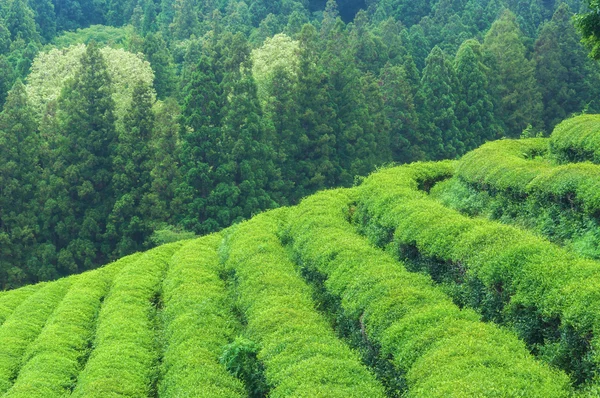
[26,44,156,123]
[251,33,299,108]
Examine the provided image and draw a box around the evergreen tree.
[177,50,222,232]
[374,17,406,65]
[30,0,56,43]
[51,42,117,273]
[0,23,10,55]
[380,62,423,162]
[535,3,600,131]
[141,0,158,35]
[108,81,155,256]
[0,56,14,108]
[142,33,176,99]
[295,24,337,200]
[321,0,340,40]
[483,10,543,137]
[261,64,300,204]
[149,98,181,225]
[418,45,462,160]
[350,10,386,74]
[454,39,499,150]
[171,0,200,40]
[6,0,40,43]
[178,33,278,233]
[107,0,137,26]
[0,81,43,287]
[216,33,278,227]
[407,24,430,70]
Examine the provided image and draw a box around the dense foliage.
[0,191,576,397]
[1,0,599,288]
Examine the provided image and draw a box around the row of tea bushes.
[456,138,600,215]
[71,243,181,398]
[159,235,245,398]
[0,279,72,394]
[550,114,600,164]
[0,285,43,327]
[355,162,600,385]
[3,254,133,398]
[284,187,571,397]
[223,211,386,398]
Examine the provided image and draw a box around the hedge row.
[355,162,600,385]
[0,285,43,327]
[3,254,139,398]
[284,187,572,397]
[549,114,600,164]
[0,278,72,394]
[456,138,600,216]
[222,211,386,398]
[159,235,245,398]
[71,243,182,398]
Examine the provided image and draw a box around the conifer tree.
[0,24,10,55]
[149,98,181,225]
[407,24,430,70]
[171,0,200,40]
[0,56,13,108]
[6,0,40,43]
[483,10,543,136]
[380,62,423,162]
[0,81,43,287]
[108,81,155,256]
[418,45,462,159]
[535,3,600,131]
[51,42,117,273]
[29,0,56,43]
[142,33,176,99]
[454,39,499,150]
[295,23,337,200]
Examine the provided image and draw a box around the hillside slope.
[5,115,600,396]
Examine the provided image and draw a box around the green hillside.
[4,114,600,396]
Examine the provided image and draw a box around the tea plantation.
[5,115,600,396]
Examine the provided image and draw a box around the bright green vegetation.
[353,161,600,384]
[159,236,245,398]
[3,0,600,289]
[432,115,600,259]
[3,156,597,394]
[223,211,385,397]
[284,188,570,397]
[550,114,600,163]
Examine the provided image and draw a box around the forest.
[1,0,600,289]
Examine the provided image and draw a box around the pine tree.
[6,0,40,43]
[216,33,278,227]
[380,62,423,162]
[108,81,155,256]
[295,23,337,200]
[0,56,14,109]
[454,39,499,150]
[149,98,181,225]
[171,0,200,40]
[418,45,462,160]
[142,33,176,99]
[51,42,118,273]
[535,3,600,131]
[29,0,56,43]
[0,81,44,287]
[0,23,10,55]
[483,10,543,137]
[407,24,430,71]
[262,64,300,204]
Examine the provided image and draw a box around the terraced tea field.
[3,115,600,396]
